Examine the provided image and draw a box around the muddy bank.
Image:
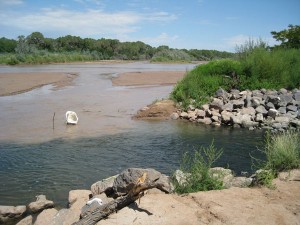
[0,72,77,96]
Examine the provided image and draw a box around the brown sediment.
[133,99,178,120]
[0,72,78,96]
[112,71,186,86]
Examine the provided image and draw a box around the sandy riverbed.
[0,72,78,96]
[112,71,186,86]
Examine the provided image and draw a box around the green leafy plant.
[173,141,224,194]
[252,131,300,188]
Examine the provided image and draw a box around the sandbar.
[112,71,186,86]
[0,72,77,96]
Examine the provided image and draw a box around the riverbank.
[0,72,77,96]
[3,168,300,225]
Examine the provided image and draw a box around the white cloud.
[225,34,251,49]
[140,32,179,47]
[0,0,23,5]
[0,7,176,38]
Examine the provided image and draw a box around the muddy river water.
[0,62,264,207]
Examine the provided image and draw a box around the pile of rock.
[172,88,300,131]
[0,195,54,225]
[4,168,171,225]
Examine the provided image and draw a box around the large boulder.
[28,195,54,214]
[222,102,234,111]
[266,95,280,106]
[278,169,300,181]
[209,167,234,189]
[221,111,233,123]
[240,107,256,117]
[16,215,33,225]
[112,168,171,197]
[34,208,58,225]
[198,117,212,125]
[51,190,92,225]
[195,109,205,118]
[293,91,300,101]
[287,105,298,112]
[0,205,26,224]
[255,105,268,115]
[170,112,179,120]
[268,108,279,119]
[251,97,262,107]
[180,112,188,119]
[255,113,264,122]
[215,88,229,100]
[91,175,118,196]
[231,177,253,188]
[210,98,224,110]
[232,100,245,109]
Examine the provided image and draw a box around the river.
[0,62,264,207]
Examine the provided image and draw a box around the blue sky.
[0,0,299,52]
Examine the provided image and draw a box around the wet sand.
[0,72,77,96]
[112,71,186,86]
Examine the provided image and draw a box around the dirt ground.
[98,175,300,225]
[0,72,77,96]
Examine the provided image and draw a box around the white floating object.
[87,198,103,206]
[65,111,78,125]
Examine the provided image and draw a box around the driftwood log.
[73,173,157,225]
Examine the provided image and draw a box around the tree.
[271,24,300,49]
[26,32,45,50]
[0,37,17,52]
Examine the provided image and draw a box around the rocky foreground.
[1,168,300,225]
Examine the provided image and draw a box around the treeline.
[0,32,234,65]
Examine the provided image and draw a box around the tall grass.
[240,48,300,90]
[172,141,224,194]
[264,131,300,172]
[251,131,300,187]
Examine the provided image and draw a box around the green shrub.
[264,131,300,172]
[252,131,300,188]
[151,49,193,63]
[172,141,224,194]
[240,48,300,89]
[171,59,241,109]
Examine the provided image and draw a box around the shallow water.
[0,62,265,207]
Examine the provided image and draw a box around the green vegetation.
[151,48,193,63]
[252,131,300,188]
[171,25,300,109]
[271,24,300,49]
[263,131,300,172]
[172,59,242,108]
[0,32,233,65]
[172,141,224,194]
